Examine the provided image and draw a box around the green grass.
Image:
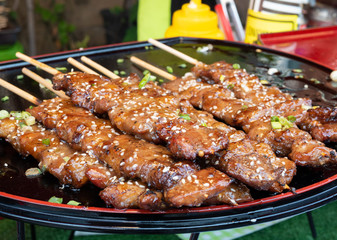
[1,200,337,240]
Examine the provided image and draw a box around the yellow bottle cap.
[165,0,224,39]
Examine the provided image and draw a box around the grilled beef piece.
[164,72,337,167]
[204,180,253,206]
[0,115,169,210]
[192,61,337,144]
[52,72,229,161]
[29,98,241,207]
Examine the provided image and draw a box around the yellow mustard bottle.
[165,0,225,40]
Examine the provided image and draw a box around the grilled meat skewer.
[162,74,337,167]
[192,61,337,144]
[51,71,295,193]
[52,72,228,161]
[0,114,167,210]
[28,98,242,207]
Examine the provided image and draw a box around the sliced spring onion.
[0,110,9,119]
[179,113,191,121]
[219,75,225,82]
[55,67,68,72]
[166,66,173,74]
[139,73,151,89]
[178,63,187,68]
[227,84,234,89]
[271,116,279,122]
[42,138,51,146]
[18,122,27,128]
[113,70,119,75]
[48,196,63,204]
[292,69,303,73]
[1,96,9,102]
[25,167,42,178]
[117,58,124,64]
[149,75,157,81]
[67,200,81,206]
[232,63,240,69]
[17,74,24,80]
[21,111,31,119]
[260,80,269,85]
[120,71,126,76]
[63,156,70,162]
[25,116,36,126]
[29,106,34,109]
[201,122,207,127]
[279,116,293,129]
[143,70,150,75]
[241,105,248,111]
[271,122,282,129]
[287,115,296,123]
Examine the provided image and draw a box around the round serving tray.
[0,37,337,234]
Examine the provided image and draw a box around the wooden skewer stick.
[130,56,177,81]
[81,56,119,79]
[148,38,203,66]
[67,57,99,75]
[0,78,41,105]
[16,52,60,75]
[22,68,69,99]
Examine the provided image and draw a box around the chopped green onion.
[149,75,157,81]
[178,63,187,68]
[120,71,126,76]
[19,122,27,128]
[143,70,150,75]
[16,74,24,80]
[271,122,282,129]
[314,79,321,84]
[179,113,191,121]
[10,111,22,119]
[56,67,68,72]
[260,80,269,85]
[139,73,151,89]
[67,200,81,206]
[287,115,296,123]
[63,156,70,162]
[270,116,280,122]
[292,69,302,73]
[227,84,234,89]
[1,96,9,102]
[0,110,9,119]
[25,167,42,178]
[42,138,51,146]
[279,116,293,129]
[117,58,124,64]
[166,66,173,74]
[201,122,207,127]
[48,196,63,204]
[21,111,31,119]
[158,79,164,83]
[29,106,34,109]
[40,165,47,173]
[113,70,119,75]
[232,63,240,69]
[219,75,225,82]
[25,116,36,126]
[241,105,248,111]
[295,74,304,79]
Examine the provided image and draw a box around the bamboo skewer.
[22,68,69,99]
[16,52,60,75]
[148,38,202,66]
[67,57,99,75]
[0,78,41,105]
[130,56,177,81]
[80,56,119,79]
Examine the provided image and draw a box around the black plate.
[0,37,337,234]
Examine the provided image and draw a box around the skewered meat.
[163,73,337,167]
[52,71,296,192]
[0,114,167,210]
[52,72,229,160]
[192,61,337,143]
[28,98,240,207]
